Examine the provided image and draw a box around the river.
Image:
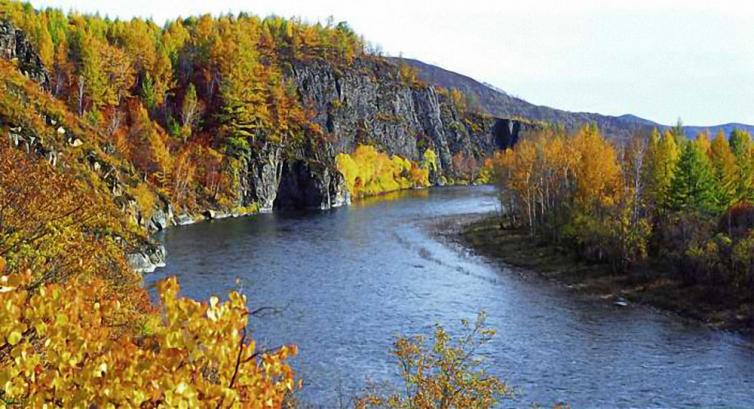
[146,185,754,408]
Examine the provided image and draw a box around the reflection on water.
[352,188,431,208]
[147,186,754,408]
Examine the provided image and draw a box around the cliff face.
[244,58,534,211]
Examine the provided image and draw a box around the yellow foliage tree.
[336,145,431,198]
[357,312,508,409]
[0,269,297,408]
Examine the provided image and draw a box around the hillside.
[0,4,541,272]
[396,57,754,140]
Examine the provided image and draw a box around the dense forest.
[493,124,754,307]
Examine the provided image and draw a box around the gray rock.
[148,206,170,231]
[126,253,156,274]
[126,244,166,273]
[174,214,196,226]
[0,20,51,89]
[246,143,283,213]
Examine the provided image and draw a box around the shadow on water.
[146,185,754,409]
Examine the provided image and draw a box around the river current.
[146,186,754,408]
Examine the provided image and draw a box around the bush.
[357,312,508,409]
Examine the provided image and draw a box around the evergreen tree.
[670,118,686,144]
[694,131,711,154]
[140,72,157,109]
[79,33,108,112]
[668,141,718,213]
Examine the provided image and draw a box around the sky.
[26,0,754,125]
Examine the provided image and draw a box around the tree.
[180,82,203,140]
[0,273,298,407]
[77,33,135,114]
[357,312,508,409]
[694,131,711,154]
[571,124,621,208]
[127,102,172,180]
[452,152,479,182]
[214,18,269,149]
[643,129,680,213]
[0,142,136,290]
[668,141,718,213]
[169,148,197,209]
[140,72,157,109]
[709,131,739,210]
[730,129,753,201]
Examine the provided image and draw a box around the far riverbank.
[429,213,754,336]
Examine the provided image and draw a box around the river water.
[146,186,754,408]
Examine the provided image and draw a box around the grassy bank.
[458,216,754,334]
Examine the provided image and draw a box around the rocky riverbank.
[431,213,754,335]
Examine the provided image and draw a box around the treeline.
[1,1,365,212]
[494,124,754,296]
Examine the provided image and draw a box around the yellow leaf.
[7,331,22,346]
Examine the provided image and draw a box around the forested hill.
[396,57,754,140]
[0,2,541,271]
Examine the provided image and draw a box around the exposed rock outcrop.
[126,244,167,274]
[0,20,50,89]
[275,160,350,210]
[245,143,283,212]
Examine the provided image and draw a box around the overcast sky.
[27,0,754,125]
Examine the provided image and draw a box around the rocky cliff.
[243,57,535,211]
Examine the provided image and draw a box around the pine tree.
[79,33,108,112]
[668,141,718,213]
[140,72,157,109]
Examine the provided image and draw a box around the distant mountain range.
[395,58,754,141]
